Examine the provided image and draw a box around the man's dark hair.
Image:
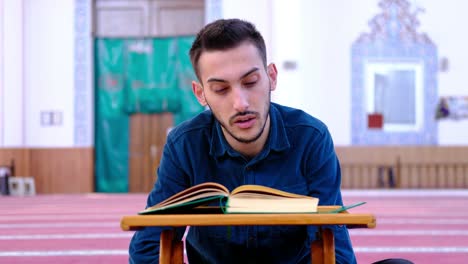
[189,18,267,81]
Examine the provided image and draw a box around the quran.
[138,182,319,214]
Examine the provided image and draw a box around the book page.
[149,182,229,208]
[230,185,311,199]
[227,195,318,213]
[157,188,227,207]
[141,191,227,213]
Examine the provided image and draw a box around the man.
[129,18,375,263]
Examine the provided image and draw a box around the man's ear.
[267,63,278,91]
[192,81,207,106]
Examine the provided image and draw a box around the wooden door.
[129,113,173,193]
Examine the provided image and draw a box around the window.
[365,61,424,131]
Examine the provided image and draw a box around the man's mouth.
[232,114,257,129]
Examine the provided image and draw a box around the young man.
[129,18,355,263]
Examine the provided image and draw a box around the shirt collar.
[209,103,291,158]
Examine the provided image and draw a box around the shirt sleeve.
[304,127,357,264]
[128,138,189,263]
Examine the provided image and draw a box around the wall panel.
[336,146,468,189]
[0,148,93,193]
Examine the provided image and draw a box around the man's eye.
[214,87,228,93]
[244,81,257,87]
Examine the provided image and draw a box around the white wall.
[0,0,75,147]
[0,0,4,145]
[270,0,308,113]
[222,0,468,146]
[416,0,468,145]
[222,0,273,62]
[1,0,467,148]
[222,0,310,124]
[300,0,381,145]
[23,0,75,147]
[1,0,25,146]
[309,0,468,145]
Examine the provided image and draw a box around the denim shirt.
[129,103,356,264]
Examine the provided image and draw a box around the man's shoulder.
[273,103,328,135]
[167,110,213,143]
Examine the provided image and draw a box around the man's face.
[192,41,277,146]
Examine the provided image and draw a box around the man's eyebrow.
[206,67,260,83]
[240,67,259,79]
[206,77,227,83]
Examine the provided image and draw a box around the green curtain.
[94,37,203,193]
[174,37,202,124]
[125,39,180,114]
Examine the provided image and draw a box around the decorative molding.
[74,0,92,147]
[94,0,205,37]
[351,0,438,145]
[0,147,94,193]
[355,0,433,45]
[94,0,150,37]
[151,0,205,36]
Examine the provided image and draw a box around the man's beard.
[207,92,271,144]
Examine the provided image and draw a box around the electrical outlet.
[40,111,63,126]
[40,111,52,126]
[51,111,63,125]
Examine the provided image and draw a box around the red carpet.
[1,190,467,263]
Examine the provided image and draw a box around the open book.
[138,182,319,214]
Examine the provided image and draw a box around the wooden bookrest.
[121,206,376,264]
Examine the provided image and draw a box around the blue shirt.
[129,103,356,264]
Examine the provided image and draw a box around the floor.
[1,189,467,263]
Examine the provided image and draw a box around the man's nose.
[232,87,249,112]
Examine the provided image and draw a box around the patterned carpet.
[1,189,467,263]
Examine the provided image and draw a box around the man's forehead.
[206,67,260,83]
[198,44,264,83]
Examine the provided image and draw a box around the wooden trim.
[322,229,335,264]
[336,146,468,189]
[159,229,184,264]
[0,148,31,176]
[123,210,374,264]
[120,211,376,230]
[0,147,93,193]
